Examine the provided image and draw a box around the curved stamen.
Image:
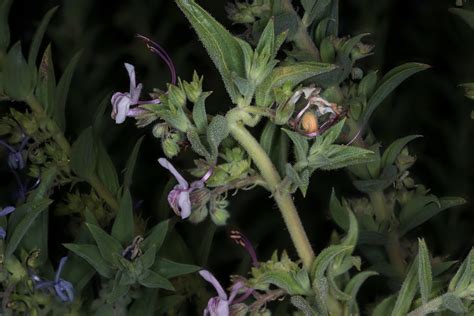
[200,166,214,183]
[136,34,177,85]
[229,230,259,267]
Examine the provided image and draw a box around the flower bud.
[351,67,364,80]
[152,123,168,139]
[167,83,187,108]
[189,204,208,224]
[351,43,374,61]
[162,133,181,159]
[395,148,416,172]
[320,37,336,63]
[210,198,230,226]
[349,102,363,121]
[183,71,203,103]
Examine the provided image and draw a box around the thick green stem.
[227,110,315,268]
[25,94,119,212]
[368,191,390,223]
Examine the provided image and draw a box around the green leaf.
[27,6,58,66]
[442,293,467,313]
[307,144,374,171]
[142,220,169,252]
[344,271,378,314]
[187,129,211,160]
[373,295,396,316]
[70,126,97,180]
[360,63,429,127]
[302,0,332,27]
[358,71,378,97]
[36,44,56,115]
[399,194,439,229]
[381,135,422,167]
[128,289,157,316]
[321,118,346,146]
[123,136,144,190]
[5,199,51,258]
[310,245,353,280]
[138,245,157,270]
[256,18,275,58]
[63,243,114,278]
[399,197,466,236]
[256,62,336,107]
[450,8,474,29]
[282,129,309,162]
[192,91,210,133]
[352,165,398,193]
[139,270,174,290]
[197,221,216,266]
[154,258,200,278]
[87,224,123,267]
[176,0,244,103]
[207,115,229,161]
[341,210,358,248]
[0,0,13,51]
[96,140,120,195]
[329,189,349,231]
[448,249,473,293]
[417,239,432,305]
[54,51,82,131]
[261,270,309,295]
[260,121,277,155]
[291,295,317,316]
[3,42,36,100]
[340,33,370,57]
[391,257,419,316]
[111,189,134,246]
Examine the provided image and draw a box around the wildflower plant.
[0,0,472,315]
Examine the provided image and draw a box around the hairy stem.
[25,94,119,212]
[227,109,315,268]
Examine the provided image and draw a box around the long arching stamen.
[229,230,259,267]
[136,34,177,85]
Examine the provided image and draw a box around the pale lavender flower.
[0,206,15,239]
[158,158,212,219]
[111,63,160,124]
[199,270,247,316]
[32,257,74,303]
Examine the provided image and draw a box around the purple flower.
[0,206,15,239]
[199,270,248,316]
[111,63,159,124]
[32,257,74,303]
[158,158,213,219]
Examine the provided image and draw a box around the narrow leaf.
[142,220,169,252]
[417,239,432,305]
[381,135,422,167]
[123,136,145,190]
[87,224,123,267]
[192,91,210,133]
[27,6,58,65]
[111,189,134,245]
[391,257,419,316]
[154,258,200,278]
[64,243,113,278]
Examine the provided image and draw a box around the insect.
[122,235,144,261]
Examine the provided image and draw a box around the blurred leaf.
[27,6,58,66]
[123,136,144,190]
[329,189,349,231]
[373,295,396,316]
[442,293,467,313]
[358,71,378,97]
[139,245,157,270]
[291,295,317,316]
[197,220,216,266]
[142,220,169,252]
[0,0,13,51]
[352,165,398,193]
[111,189,134,246]
[154,258,200,278]
[256,62,336,107]
[302,0,332,27]
[207,115,229,161]
[344,271,378,314]
[5,199,51,258]
[139,270,174,290]
[399,194,439,229]
[448,249,473,292]
[96,140,120,195]
[399,197,466,236]
[307,144,374,171]
[417,239,432,305]
[310,245,352,280]
[3,42,36,100]
[391,257,419,316]
[341,210,358,248]
[450,7,474,29]
[54,51,82,131]
[36,44,56,115]
[87,224,122,267]
[260,120,277,155]
[63,243,113,278]
[128,289,157,316]
[283,129,309,162]
[192,91,210,133]
[381,135,422,168]
[360,63,429,127]
[70,126,97,180]
[340,33,370,57]
[176,0,244,103]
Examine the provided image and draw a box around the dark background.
[6,0,474,291]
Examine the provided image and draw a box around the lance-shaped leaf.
[391,257,419,316]
[291,295,317,316]
[5,199,52,258]
[142,220,169,252]
[310,245,353,280]
[329,189,349,231]
[301,0,332,27]
[0,0,13,51]
[381,135,422,167]
[87,224,123,267]
[360,63,429,127]
[96,140,120,195]
[3,42,36,100]
[176,0,244,103]
[207,115,229,161]
[153,258,200,278]
[111,189,134,245]
[283,129,309,163]
[70,126,98,180]
[417,239,432,305]
[256,62,336,107]
[28,6,58,65]
[192,91,211,133]
[123,136,144,190]
[448,249,473,293]
[373,295,397,316]
[442,293,467,314]
[138,270,174,290]
[344,271,378,314]
[63,243,114,278]
[399,197,465,236]
[54,51,81,131]
[36,44,56,115]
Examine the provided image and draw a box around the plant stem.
[368,191,390,223]
[227,110,315,268]
[25,94,119,212]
